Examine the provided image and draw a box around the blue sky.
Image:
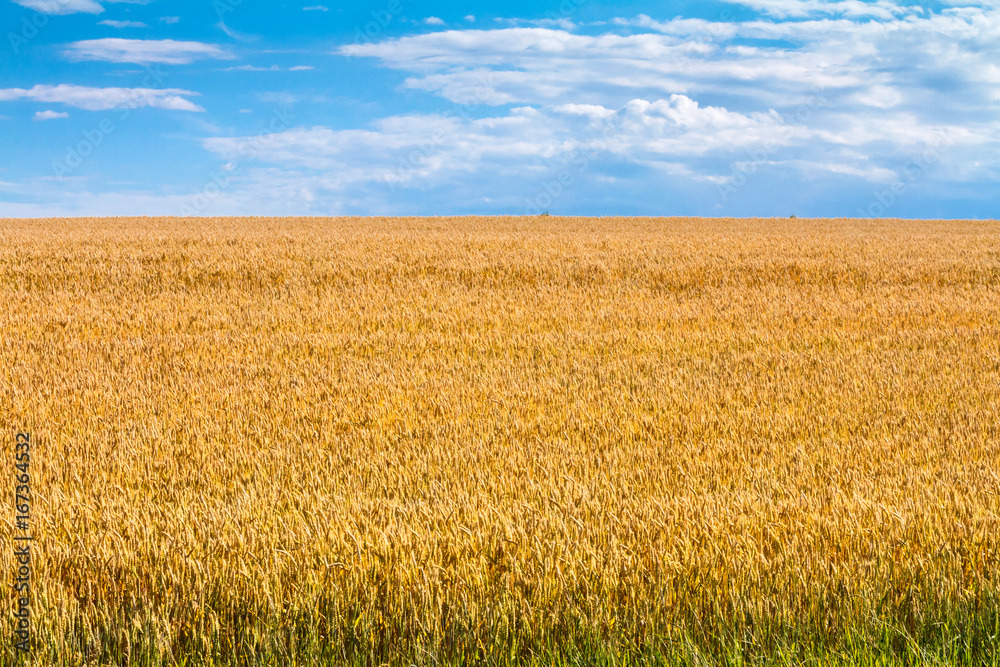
[0,0,997,218]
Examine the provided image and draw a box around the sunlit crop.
[1,216,998,666]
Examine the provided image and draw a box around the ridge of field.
[1,216,999,666]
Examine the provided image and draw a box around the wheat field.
[1,216,998,666]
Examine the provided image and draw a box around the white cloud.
[337,9,1000,153]
[788,159,898,181]
[0,84,204,112]
[221,65,315,72]
[340,12,1000,107]
[494,17,578,30]
[465,15,476,22]
[200,96,799,183]
[238,6,1000,202]
[183,89,992,215]
[98,19,147,28]
[223,65,282,72]
[340,27,861,106]
[220,65,315,73]
[0,170,356,218]
[33,110,70,120]
[160,16,180,24]
[424,16,445,25]
[9,1,998,218]
[13,0,103,14]
[65,38,231,64]
[722,0,914,19]
[13,0,152,15]
[303,5,328,10]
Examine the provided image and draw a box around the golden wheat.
[1,216,998,665]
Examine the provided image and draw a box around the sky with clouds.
[0,0,997,218]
